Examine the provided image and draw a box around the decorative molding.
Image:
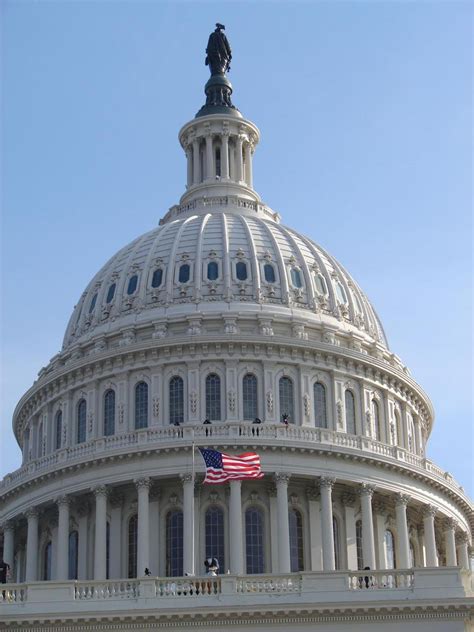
[274,472,291,485]
[359,483,375,498]
[319,476,336,490]
[395,493,411,507]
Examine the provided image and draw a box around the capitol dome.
[1,24,472,632]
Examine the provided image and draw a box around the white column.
[205,133,214,180]
[274,473,291,573]
[319,477,336,571]
[77,502,89,580]
[235,136,244,182]
[221,133,229,179]
[149,489,160,576]
[359,484,376,570]
[25,508,39,582]
[306,488,323,571]
[56,496,70,580]
[181,474,195,576]
[342,492,358,571]
[229,481,243,574]
[395,493,411,568]
[93,485,108,580]
[457,533,470,569]
[268,486,279,572]
[135,477,151,577]
[374,510,387,570]
[243,142,253,188]
[2,521,15,575]
[444,518,457,566]
[109,494,123,579]
[186,147,192,187]
[192,139,200,184]
[422,505,438,567]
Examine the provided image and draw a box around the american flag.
[198,448,264,484]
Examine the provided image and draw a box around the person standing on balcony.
[0,559,10,584]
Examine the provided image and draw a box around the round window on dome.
[179,264,190,284]
[89,293,98,313]
[127,275,138,295]
[151,268,163,288]
[290,268,303,289]
[106,283,116,303]
[264,263,276,284]
[236,261,248,281]
[207,261,219,281]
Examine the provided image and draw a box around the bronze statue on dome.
[205,23,232,75]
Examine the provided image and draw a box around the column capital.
[274,472,291,486]
[25,507,39,520]
[422,504,437,518]
[395,493,411,507]
[92,484,109,499]
[319,476,336,490]
[456,531,469,545]
[341,491,356,507]
[134,477,152,491]
[305,487,320,502]
[55,494,71,508]
[358,483,375,498]
[180,473,194,484]
[1,519,15,532]
[444,516,458,531]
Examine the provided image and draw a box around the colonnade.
[1,477,471,582]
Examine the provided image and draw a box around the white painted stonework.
[1,46,473,632]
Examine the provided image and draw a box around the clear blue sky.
[1,2,472,495]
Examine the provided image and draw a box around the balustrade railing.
[0,585,27,603]
[155,577,220,597]
[236,575,301,593]
[348,569,414,590]
[75,580,139,600]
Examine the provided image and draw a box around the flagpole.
[191,441,195,575]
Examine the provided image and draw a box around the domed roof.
[63,199,388,351]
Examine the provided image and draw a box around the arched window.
[245,508,265,574]
[89,293,98,313]
[207,261,219,281]
[243,373,258,420]
[263,263,276,283]
[77,399,87,444]
[169,376,184,425]
[315,274,328,295]
[290,268,303,288]
[333,516,341,570]
[128,515,138,578]
[205,506,225,571]
[313,382,327,428]
[178,264,190,284]
[345,390,356,434]
[385,530,396,569]
[372,399,381,441]
[206,374,221,421]
[356,519,363,570]
[279,377,294,422]
[68,531,78,580]
[166,510,183,577]
[289,509,304,571]
[135,382,148,429]
[127,275,138,295]
[236,261,247,281]
[37,423,43,458]
[151,268,163,288]
[106,283,116,303]
[336,282,347,303]
[407,418,415,453]
[43,541,52,581]
[55,411,62,450]
[104,389,115,436]
[215,147,221,177]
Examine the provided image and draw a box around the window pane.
[243,374,258,420]
[264,264,275,283]
[336,282,347,303]
[290,268,302,288]
[169,376,184,425]
[206,374,221,421]
[89,293,98,313]
[68,531,78,580]
[106,283,116,303]
[245,508,264,574]
[205,507,225,571]
[77,399,87,444]
[179,264,190,283]
[166,511,183,577]
[345,390,356,434]
[333,517,340,570]
[373,400,381,441]
[128,515,138,578]
[127,275,138,295]
[207,261,219,281]
[289,509,304,571]
[135,382,148,429]
[55,411,62,450]
[236,261,247,281]
[314,382,327,428]
[104,390,115,436]
[356,520,363,570]
[315,274,327,295]
[43,541,52,581]
[279,377,294,422]
[152,268,163,288]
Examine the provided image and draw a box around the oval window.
[106,283,116,303]
[315,274,327,295]
[236,261,248,281]
[127,275,138,295]
[89,293,98,313]
[264,263,276,283]
[290,268,303,288]
[207,261,218,281]
[179,264,190,283]
[151,268,163,288]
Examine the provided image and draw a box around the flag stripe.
[199,448,264,484]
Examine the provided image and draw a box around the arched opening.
[128,515,138,578]
[345,390,356,434]
[242,373,258,420]
[245,507,265,574]
[166,510,183,577]
[314,382,327,428]
[205,506,225,571]
[289,509,304,571]
[279,377,294,423]
[135,382,148,429]
[206,374,221,421]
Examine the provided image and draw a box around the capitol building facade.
[1,27,473,632]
